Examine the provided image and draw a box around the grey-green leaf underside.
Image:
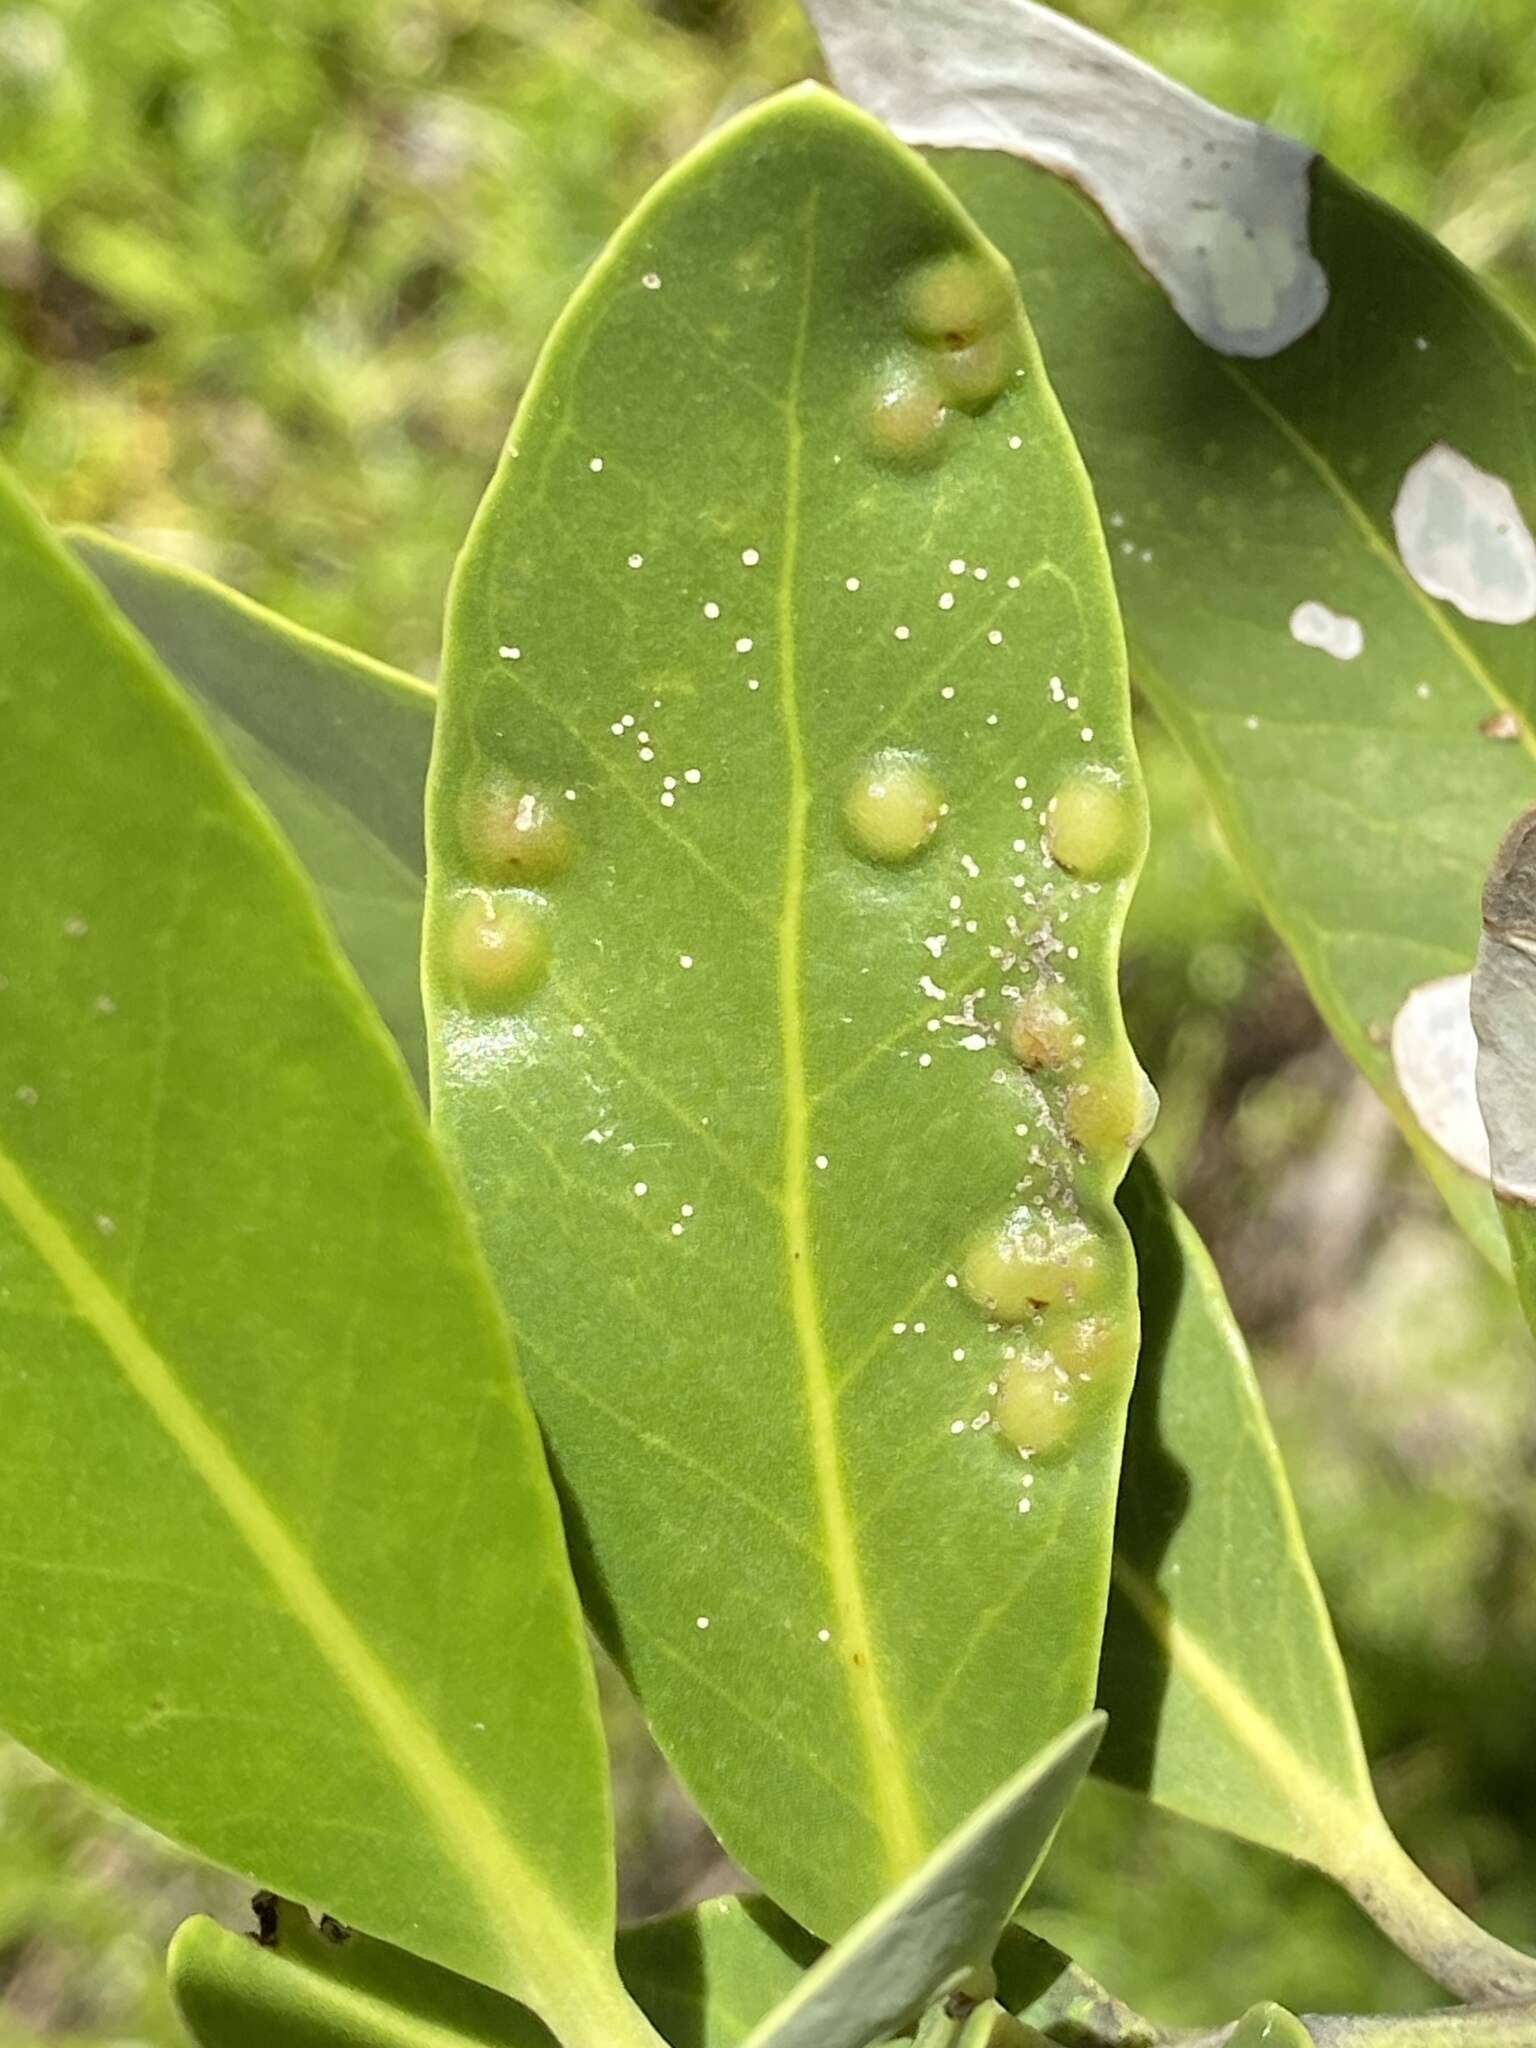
[1471,808,1536,1334]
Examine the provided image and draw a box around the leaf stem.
[1337,1824,1536,2003]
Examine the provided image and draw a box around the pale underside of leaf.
[807,0,1326,360]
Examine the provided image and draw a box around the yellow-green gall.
[1007,987,1076,1071]
[842,751,945,866]
[1046,772,1134,879]
[934,329,1018,413]
[900,251,1014,347]
[995,1361,1074,1455]
[448,893,550,1008]
[863,360,948,466]
[459,775,575,884]
[960,1219,1104,1325]
[1066,1059,1159,1158]
[1047,1312,1136,1384]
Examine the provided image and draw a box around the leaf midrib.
[0,1143,611,2029]
[773,193,926,1887]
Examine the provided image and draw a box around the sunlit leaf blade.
[0,468,656,2046]
[736,1714,1102,2048]
[1471,808,1536,1335]
[171,1855,1139,2048]
[424,85,1147,1937]
[67,529,435,1089]
[1105,1163,1536,2000]
[810,0,1536,1266]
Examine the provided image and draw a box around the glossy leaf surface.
[736,1714,1101,2048]
[425,86,1147,1937]
[0,470,651,2045]
[811,0,1536,1263]
[1104,1164,1536,2000]
[68,529,435,1088]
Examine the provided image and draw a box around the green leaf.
[0,467,656,2048]
[169,1896,817,2048]
[734,1715,1102,2048]
[174,1724,1102,2048]
[424,84,1148,1937]
[169,1900,559,2048]
[1471,807,1536,1332]
[1104,1162,1536,2000]
[66,529,435,1091]
[810,0,1536,1267]
[170,1863,1140,2048]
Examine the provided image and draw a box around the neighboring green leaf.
[169,1899,559,2048]
[66,529,436,1089]
[1471,807,1536,1332]
[1103,1162,1536,2000]
[424,85,1148,1937]
[811,0,1536,1267]
[0,467,657,2048]
[171,1867,1146,2048]
[734,1715,1102,2048]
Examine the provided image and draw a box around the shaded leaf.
[424,86,1148,1937]
[0,468,655,2045]
[170,1899,558,2048]
[1102,1162,1536,2000]
[735,1715,1101,2048]
[810,0,1536,1266]
[67,529,435,1089]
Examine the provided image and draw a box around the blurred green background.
[2,2,1535,2041]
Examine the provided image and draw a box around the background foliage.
[2,1,1535,2041]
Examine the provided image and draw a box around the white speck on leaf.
[1289,599,1365,661]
